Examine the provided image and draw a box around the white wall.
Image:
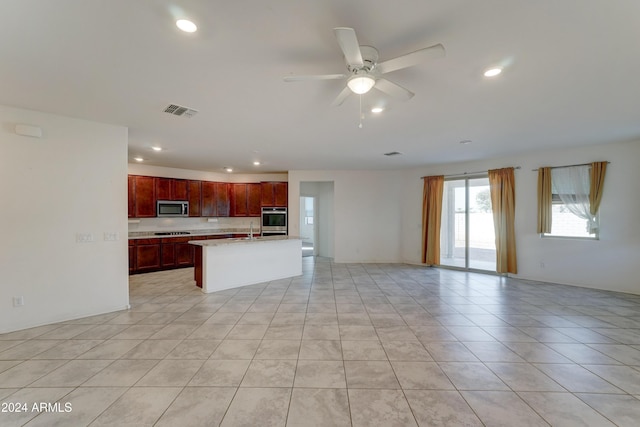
[400,139,640,295]
[0,105,129,333]
[128,163,287,183]
[289,170,404,263]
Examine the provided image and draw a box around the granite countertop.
[189,235,301,247]
[128,228,259,240]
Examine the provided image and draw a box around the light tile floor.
[2,258,640,426]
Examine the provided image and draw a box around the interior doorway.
[299,181,334,259]
[299,196,316,257]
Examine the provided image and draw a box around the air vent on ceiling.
[383,151,403,156]
[163,104,198,118]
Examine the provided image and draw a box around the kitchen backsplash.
[128,216,260,234]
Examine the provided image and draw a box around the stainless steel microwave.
[157,200,189,217]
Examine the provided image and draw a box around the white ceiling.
[2,1,639,173]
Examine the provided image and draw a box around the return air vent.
[383,151,403,156]
[163,104,198,118]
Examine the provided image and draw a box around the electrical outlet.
[13,296,24,307]
[104,232,119,241]
[76,233,94,243]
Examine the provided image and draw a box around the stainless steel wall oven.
[261,207,287,236]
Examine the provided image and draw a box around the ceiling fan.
[284,27,445,106]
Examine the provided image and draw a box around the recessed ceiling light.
[371,107,384,113]
[253,161,261,166]
[223,167,233,173]
[151,146,162,152]
[484,67,502,77]
[134,157,144,162]
[176,19,197,33]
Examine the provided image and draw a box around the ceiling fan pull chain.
[358,93,363,129]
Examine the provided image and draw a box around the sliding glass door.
[440,176,496,271]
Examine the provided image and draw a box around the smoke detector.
[163,104,198,118]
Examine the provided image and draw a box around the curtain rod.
[531,161,610,172]
[420,166,520,180]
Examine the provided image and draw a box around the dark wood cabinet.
[155,177,173,200]
[128,176,135,218]
[156,178,188,201]
[201,182,230,217]
[128,240,135,274]
[129,235,224,274]
[160,238,176,267]
[274,182,288,206]
[201,181,216,217]
[135,239,161,272]
[176,241,194,266]
[261,182,288,207]
[128,175,282,218]
[188,180,201,217]
[230,183,262,217]
[133,176,156,217]
[230,184,248,216]
[215,182,230,217]
[247,183,262,216]
[173,179,188,200]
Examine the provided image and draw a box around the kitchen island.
[189,236,302,293]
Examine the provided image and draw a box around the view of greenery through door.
[440,176,496,271]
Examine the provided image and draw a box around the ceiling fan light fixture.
[176,19,197,33]
[484,67,502,77]
[347,74,375,94]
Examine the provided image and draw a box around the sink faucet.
[249,222,254,240]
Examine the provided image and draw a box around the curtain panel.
[421,175,444,265]
[537,167,552,233]
[589,161,607,216]
[488,167,517,274]
[552,165,596,233]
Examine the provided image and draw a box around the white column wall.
[0,105,129,333]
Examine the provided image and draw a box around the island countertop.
[189,235,301,247]
[191,235,302,293]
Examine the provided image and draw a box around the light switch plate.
[76,233,94,243]
[104,232,119,241]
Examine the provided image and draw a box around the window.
[543,165,598,239]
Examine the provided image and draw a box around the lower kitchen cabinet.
[129,235,230,275]
[134,239,161,272]
[176,241,194,266]
[129,240,135,274]
[161,238,176,267]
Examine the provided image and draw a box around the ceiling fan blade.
[330,86,352,107]
[374,78,414,101]
[334,27,363,67]
[283,74,347,82]
[377,43,445,74]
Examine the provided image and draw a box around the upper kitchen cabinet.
[247,183,262,216]
[201,181,230,217]
[230,183,248,217]
[215,182,230,217]
[188,180,201,217]
[131,175,156,217]
[128,175,135,218]
[230,183,262,217]
[261,182,288,207]
[155,178,188,201]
